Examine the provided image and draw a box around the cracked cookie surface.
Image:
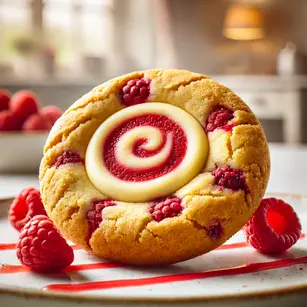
[39,69,270,265]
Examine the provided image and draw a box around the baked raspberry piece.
[0,111,22,131]
[9,187,47,231]
[205,106,234,133]
[16,215,74,272]
[244,198,301,254]
[150,197,183,222]
[212,166,248,191]
[54,151,84,168]
[0,88,11,111]
[10,90,39,120]
[22,113,53,132]
[205,219,223,240]
[87,199,116,236]
[41,105,62,126]
[120,78,151,106]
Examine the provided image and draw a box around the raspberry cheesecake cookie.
[39,69,270,265]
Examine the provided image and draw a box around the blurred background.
[1,0,307,173]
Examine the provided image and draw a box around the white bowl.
[0,132,48,173]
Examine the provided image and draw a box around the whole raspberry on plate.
[9,187,47,231]
[0,111,22,131]
[10,90,39,121]
[41,105,62,126]
[22,113,53,132]
[243,198,301,254]
[16,215,74,272]
[0,88,11,111]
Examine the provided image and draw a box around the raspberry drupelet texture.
[205,106,234,133]
[120,78,151,106]
[9,187,47,231]
[212,166,248,191]
[16,215,74,272]
[149,197,183,222]
[54,151,84,168]
[244,198,301,254]
[86,199,117,236]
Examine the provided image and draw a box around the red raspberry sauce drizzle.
[43,256,307,292]
[103,114,187,182]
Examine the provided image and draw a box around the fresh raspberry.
[212,165,248,191]
[205,219,223,240]
[205,106,234,133]
[9,187,47,231]
[10,90,39,120]
[41,105,62,126]
[0,111,22,131]
[120,78,151,106]
[149,197,183,222]
[53,151,84,168]
[16,215,74,272]
[22,113,53,132]
[86,199,116,236]
[244,198,301,254]
[0,89,11,111]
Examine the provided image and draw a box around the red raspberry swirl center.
[103,114,187,182]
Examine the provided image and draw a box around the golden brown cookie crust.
[39,69,270,265]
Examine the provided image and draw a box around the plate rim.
[1,192,307,304]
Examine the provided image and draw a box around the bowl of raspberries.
[0,88,62,173]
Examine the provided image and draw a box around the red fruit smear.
[86,199,116,236]
[149,197,183,222]
[120,78,151,106]
[54,151,84,168]
[212,165,248,191]
[206,219,223,240]
[103,114,187,182]
[43,256,307,292]
[205,106,234,133]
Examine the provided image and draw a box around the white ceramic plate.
[0,193,307,307]
[0,132,48,173]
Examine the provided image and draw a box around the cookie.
[39,69,270,265]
